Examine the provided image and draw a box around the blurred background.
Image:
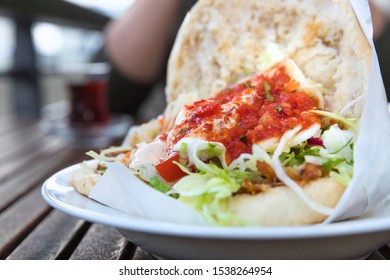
[0,0,133,120]
[0,0,389,123]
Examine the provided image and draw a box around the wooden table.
[0,118,389,260]
[0,118,153,260]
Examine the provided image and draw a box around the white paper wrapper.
[325,0,390,222]
[85,0,390,225]
[89,162,205,224]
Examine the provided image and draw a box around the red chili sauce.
[169,66,321,164]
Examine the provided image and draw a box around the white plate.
[41,163,390,260]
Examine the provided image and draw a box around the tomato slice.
[155,152,187,183]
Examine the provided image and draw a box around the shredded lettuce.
[178,142,188,162]
[167,120,357,225]
[170,141,251,225]
[170,162,249,225]
[86,150,118,162]
[279,144,321,167]
[86,147,132,162]
[320,124,355,163]
[277,124,355,187]
[319,124,355,186]
[309,110,358,131]
[270,127,335,216]
[329,162,353,186]
[150,176,171,193]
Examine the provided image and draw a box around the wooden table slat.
[0,119,34,136]
[0,122,41,148]
[0,148,87,212]
[132,247,156,260]
[378,244,390,259]
[366,251,386,260]
[0,136,66,182]
[6,210,89,260]
[0,130,57,162]
[0,126,43,157]
[0,187,51,259]
[69,224,134,260]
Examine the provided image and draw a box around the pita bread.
[73,0,372,225]
[227,177,344,226]
[69,166,102,197]
[166,0,371,114]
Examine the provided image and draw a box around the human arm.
[104,0,182,83]
[370,0,389,40]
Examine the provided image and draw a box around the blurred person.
[371,0,390,101]
[371,0,389,40]
[104,0,196,121]
[104,0,390,121]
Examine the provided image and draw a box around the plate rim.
[41,163,390,240]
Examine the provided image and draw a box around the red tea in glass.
[69,80,109,126]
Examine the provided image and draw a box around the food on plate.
[70,0,371,226]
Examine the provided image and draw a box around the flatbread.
[227,177,344,226]
[166,0,371,116]
[69,167,102,197]
[73,0,372,225]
